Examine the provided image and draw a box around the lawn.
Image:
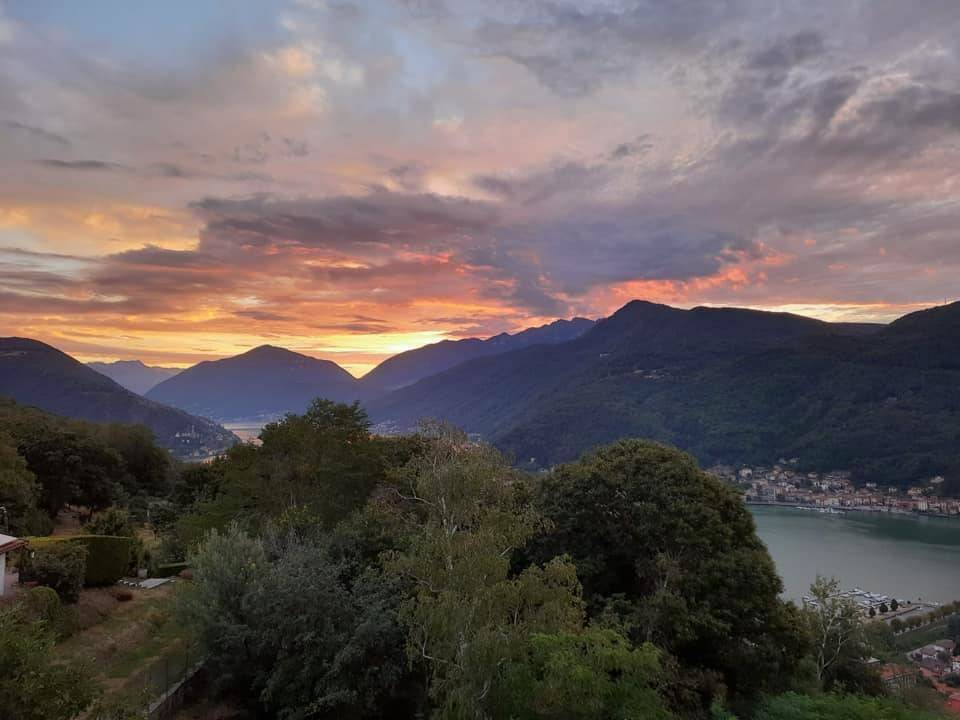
[56,582,198,705]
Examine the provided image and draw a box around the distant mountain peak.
[146,344,361,422]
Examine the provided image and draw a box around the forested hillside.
[369,301,960,489]
[0,338,235,458]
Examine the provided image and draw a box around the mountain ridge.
[0,337,236,458]
[359,317,594,393]
[367,300,960,488]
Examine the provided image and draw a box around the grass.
[56,582,197,701]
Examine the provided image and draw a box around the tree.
[947,614,960,643]
[19,431,123,516]
[94,423,171,498]
[805,577,878,693]
[85,507,136,537]
[0,605,97,720]
[489,628,672,720]
[178,522,418,719]
[386,424,585,719]
[879,603,889,614]
[0,432,41,535]
[256,400,385,524]
[868,607,876,618]
[890,618,904,634]
[530,439,808,706]
[890,598,899,611]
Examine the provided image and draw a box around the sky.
[2,0,960,375]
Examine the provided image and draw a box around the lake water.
[750,505,960,604]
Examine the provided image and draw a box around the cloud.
[5,121,71,147]
[38,159,123,171]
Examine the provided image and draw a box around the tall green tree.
[0,432,40,534]
[19,430,123,516]
[258,400,383,521]
[386,424,585,720]
[530,439,809,708]
[805,576,880,694]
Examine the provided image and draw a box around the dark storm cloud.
[192,191,500,254]
[472,161,612,205]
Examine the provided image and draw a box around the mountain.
[88,359,180,394]
[0,337,236,458]
[368,301,960,489]
[360,317,594,393]
[146,345,362,422]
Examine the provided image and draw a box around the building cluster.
[909,639,960,679]
[709,460,960,517]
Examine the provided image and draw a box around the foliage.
[178,522,417,719]
[254,399,386,524]
[168,401,388,558]
[803,577,881,694]
[18,430,124,516]
[0,432,41,535]
[754,692,942,720]
[20,540,87,603]
[84,507,136,537]
[386,423,585,719]
[948,614,960,642]
[489,628,673,720]
[0,604,98,720]
[0,398,178,524]
[21,585,79,640]
[529,439,809,709]
[25,535,133,587]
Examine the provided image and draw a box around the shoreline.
[745,500,960,521]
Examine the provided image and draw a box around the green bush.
[20,542,87,603]
[84,507,135,537]
[22,585,78,640]
[24,535,133,587]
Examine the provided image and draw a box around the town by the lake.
[711,460,960,518]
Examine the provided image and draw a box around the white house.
[0,533,27,596]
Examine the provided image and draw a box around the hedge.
[24,535,134,586]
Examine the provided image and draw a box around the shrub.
[22,585,79,639]
[20,542,87,603]
[84,507,135,537]
[111,589,133,602]
[23,535,133,587]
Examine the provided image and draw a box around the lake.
[750,505,960,603]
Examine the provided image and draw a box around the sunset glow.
[3,1,960,373]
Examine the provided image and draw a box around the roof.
[0,533,26,554]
